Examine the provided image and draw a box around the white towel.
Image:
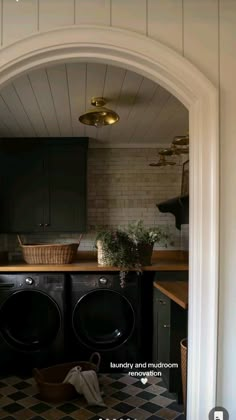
[63,366,106,407]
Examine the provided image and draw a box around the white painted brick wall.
[0,148,188,260]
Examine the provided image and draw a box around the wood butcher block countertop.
[154,280,188,309]
[0,250,188,272]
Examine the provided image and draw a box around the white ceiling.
[0,62,189,147]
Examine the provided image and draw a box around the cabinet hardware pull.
[38,223,43,227]
[163,324,170,328]
[44,224,50,227]
[158,299,166,305]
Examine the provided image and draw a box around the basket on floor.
[17,234,82,264]
[33,352,101,403]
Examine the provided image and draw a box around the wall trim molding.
[0,25,219,419]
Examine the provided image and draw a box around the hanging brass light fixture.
[149,155,176,167]
[79,97,119,128]
[172,134,189,146]
[157,134,189,157]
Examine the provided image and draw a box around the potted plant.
[96,229,138,268]
[96,228,140,287]
[95,221,171,287]
[126,220,171,266]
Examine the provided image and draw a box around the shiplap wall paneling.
[13,75,48,137]
[2,0,38,46]
[150,100,188,143]
[167,110,189,142]
[75,0,111,25]
[109,70,143,143]
[218,0,236,414]
[148,0,183,54]
[183,0,219,86]
[0,84,36,137]
[39,0,74,32]
[84,63,107,140]
[66,63,87,137]
[28,69,61,138]
[145,96,186,143]
[111,0,146,34]
[130,86,170,143]
[0,96,24,137]
[96,65,126,144]
[46,65,73,137]
[116,77,157,144]
[0,121,10,137]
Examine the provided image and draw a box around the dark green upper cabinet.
[0,138,88,233]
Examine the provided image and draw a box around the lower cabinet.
[153,286,187,402]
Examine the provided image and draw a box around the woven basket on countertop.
[17,234,82,264]
[33,352,101,403]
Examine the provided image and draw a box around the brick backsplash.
[0,148,189,261]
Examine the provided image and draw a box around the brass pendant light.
[149,134,189,167]
[172,134,189,146]
[157,134,189,157]
[79,97,119,128]
[149,155,176,167]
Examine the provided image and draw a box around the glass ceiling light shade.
[79,97,119,128]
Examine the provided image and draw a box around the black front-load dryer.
[0,273,65,374]
[68,272,150,372]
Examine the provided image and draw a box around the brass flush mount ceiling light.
[79,97,120,128]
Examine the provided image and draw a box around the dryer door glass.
[0,290,61,351]
[72,289,135,350]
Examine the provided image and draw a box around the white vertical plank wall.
[218,1,236,417]
[38,0,74,32]
[2,0,38,46]
[75,0,111,25]
[184,0,219,86]
[111,0,147,34]
[148,0,183,54]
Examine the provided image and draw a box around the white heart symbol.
[141,378,148,384]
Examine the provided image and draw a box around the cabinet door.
[0,140,45,232]
[156,290,171,388]
[45,139,88,232]
[153,285,187,400]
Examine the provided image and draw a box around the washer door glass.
[72,289,135,350]
[0,290,61,351]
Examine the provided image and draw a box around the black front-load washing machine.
[0,273,65,374]
[68,272,152,372]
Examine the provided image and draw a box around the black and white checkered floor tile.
[0,373,185,419]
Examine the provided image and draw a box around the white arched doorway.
[0,26,219,419]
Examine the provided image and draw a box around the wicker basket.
[33,352,101,403]
[18,235,82,265]
[180,338,187,414]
